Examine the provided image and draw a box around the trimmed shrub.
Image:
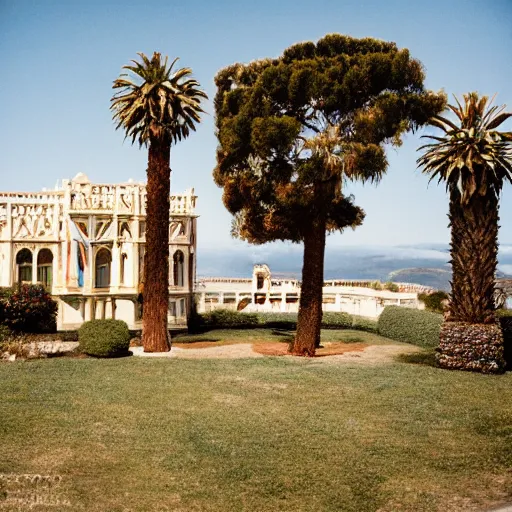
[418,291,449,314]
[0,285,57,333]
[378,306,442,348]
[258,312,298,330]
[78,319,130,357]
[201,309,260,329]
[188,309,380,333]
[321,312,353,329]
[351,315,378,333]
[57,331,79,342]
[258,312,354,330]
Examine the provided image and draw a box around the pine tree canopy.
[214,34,446,242]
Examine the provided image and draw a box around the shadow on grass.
[341,336,366,344]
[270,329,294,343]
[396,350,437,367]
[174,337,222,344]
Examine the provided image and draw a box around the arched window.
[37,249,53,288]
[173,250,184,287]
[16,249,33,283]
[95,248,111,288]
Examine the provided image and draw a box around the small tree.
[214,34,446,355]
[111,52,207,352]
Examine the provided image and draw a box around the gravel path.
[130,344,264,359]
[130,343,420,363]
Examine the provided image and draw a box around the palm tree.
[417,93,512,372]
[111,52,207,352]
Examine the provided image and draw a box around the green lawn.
[1,340,511,511]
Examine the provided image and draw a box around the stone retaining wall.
[437,322,505,374]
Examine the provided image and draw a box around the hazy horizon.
[196,243,512,287]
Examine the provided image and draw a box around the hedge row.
[377,306,443,349]
[189,309,378,333]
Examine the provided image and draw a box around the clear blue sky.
[1,0,511,254]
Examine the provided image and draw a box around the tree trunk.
[437,189,505,373]
[143,137,171,352]
[447,190,499,324]
[291,217,327,356]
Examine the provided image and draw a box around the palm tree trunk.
[143,137,171,352]
[437,189,505,373]
[291,217,326,356]
[448,190,499,324]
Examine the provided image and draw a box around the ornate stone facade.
[0,173,197,330]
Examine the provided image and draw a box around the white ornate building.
[0,173,197,330]
[196,264,429,319]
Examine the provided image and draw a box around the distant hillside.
[388,267,511,291]
[197,243,512,290]
[388,268,452,291]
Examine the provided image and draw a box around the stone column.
[4,203,13,287]
[84,297,93,321]
[32,249,38,285]
[281,292,286,312]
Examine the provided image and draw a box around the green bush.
[418,291,449,314]
[321,312,353,329]
[378,306,442,348]
[0,285,57,333]
[188,309,378,335]
[201,309,260,329]
[78,319,130,357]
[351,315,379,333]
[57,331,79,342]
[383,281,399,292]
[257,312,354,330]
[258,312,298,330]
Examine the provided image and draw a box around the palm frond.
[111,51,208,147]
[417,92,512,204]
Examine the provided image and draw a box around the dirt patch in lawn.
[252,342,368,357]
[131,341,422,363]
[173,341,239,350]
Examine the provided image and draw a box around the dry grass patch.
[252,341,368,356]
